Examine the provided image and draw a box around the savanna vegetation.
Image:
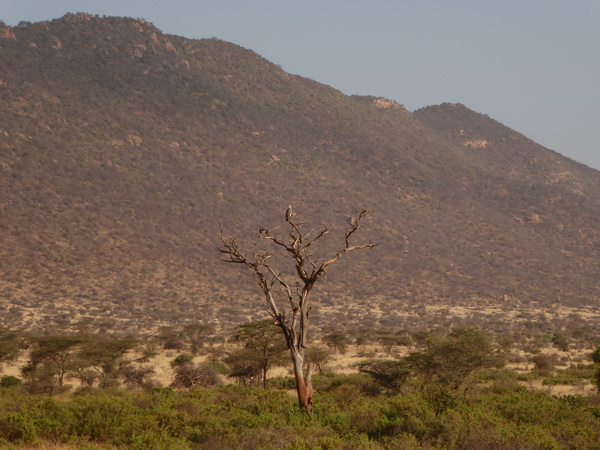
[2,13,600,449]
[1,321,600,448]
[2,377,600,449]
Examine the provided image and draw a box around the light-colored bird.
[286,205,293,221]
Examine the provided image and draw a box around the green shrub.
[542,376,578,386]
[267,375,296,390]
[0,375,599,448]
[205,359,228,375]
[530,353,555,375]
[0,412,37,443]
[591,346,600,364]
[0,375,21,388]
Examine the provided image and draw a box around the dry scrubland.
[3,15,600,330]
[2,331,597,395]
[1,14,600,448]
[1,309,600,449]
[2,295,600,338]
[2,300,600,391]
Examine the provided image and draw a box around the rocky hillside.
[1,14,599,332]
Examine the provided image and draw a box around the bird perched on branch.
[286,205,293,221]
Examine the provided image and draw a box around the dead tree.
[219,208,375,413]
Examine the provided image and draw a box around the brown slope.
[0,15,599,333]
[413,103,600,276]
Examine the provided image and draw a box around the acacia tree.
[406,327,505,389]
[322,331,349,354]
[73,335,155,388]
[227,319,288,388]
[27,335,86,388]
[219,207,375,413]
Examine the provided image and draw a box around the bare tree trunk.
[291,352,313,412]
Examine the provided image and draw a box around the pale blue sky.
[3,1,600,170]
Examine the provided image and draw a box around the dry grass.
[2,301,599,396]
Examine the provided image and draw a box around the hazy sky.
[3,1,600,171]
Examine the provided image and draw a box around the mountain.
[1,14,599,333]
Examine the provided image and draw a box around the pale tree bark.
[219,207,375,414]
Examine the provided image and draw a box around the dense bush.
[1,373,599,449]
[0,376,21,389]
